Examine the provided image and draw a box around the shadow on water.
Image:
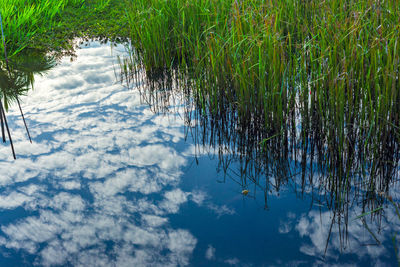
[0,49,55,158]
[116,48,400,258]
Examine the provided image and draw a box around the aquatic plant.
[123,0,400,201]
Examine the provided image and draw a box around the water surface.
[0,42,399,266]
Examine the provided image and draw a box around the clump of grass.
[124,0,400,177]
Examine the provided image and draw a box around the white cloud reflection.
[0,42,205,266]
[205,244,216,260]
[277,205,400,266]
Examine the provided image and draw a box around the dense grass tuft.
[121,0,400,205]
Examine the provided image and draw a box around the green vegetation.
[123,0,400,180]
[0,0,128,58]
[0,0,82,56]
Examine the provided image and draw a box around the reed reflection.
[117,52,400,256]
[0,49,55,158]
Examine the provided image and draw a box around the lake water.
[0,42,399,266]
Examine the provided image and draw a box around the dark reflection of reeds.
[117,50,400,252]
[0,49,55,158]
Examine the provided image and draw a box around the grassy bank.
[0,0,82,57]
[0,0,128,58]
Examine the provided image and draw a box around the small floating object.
[242,189,249,196]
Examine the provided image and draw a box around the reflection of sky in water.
[0,42,399,266]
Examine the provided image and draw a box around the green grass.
[0,0,83,57]
[0,0,129,58]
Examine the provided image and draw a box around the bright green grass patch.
[30,0,129,52]
[0,0,85,57]
[0,0,128,58]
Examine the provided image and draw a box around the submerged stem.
[0,101,16,159]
